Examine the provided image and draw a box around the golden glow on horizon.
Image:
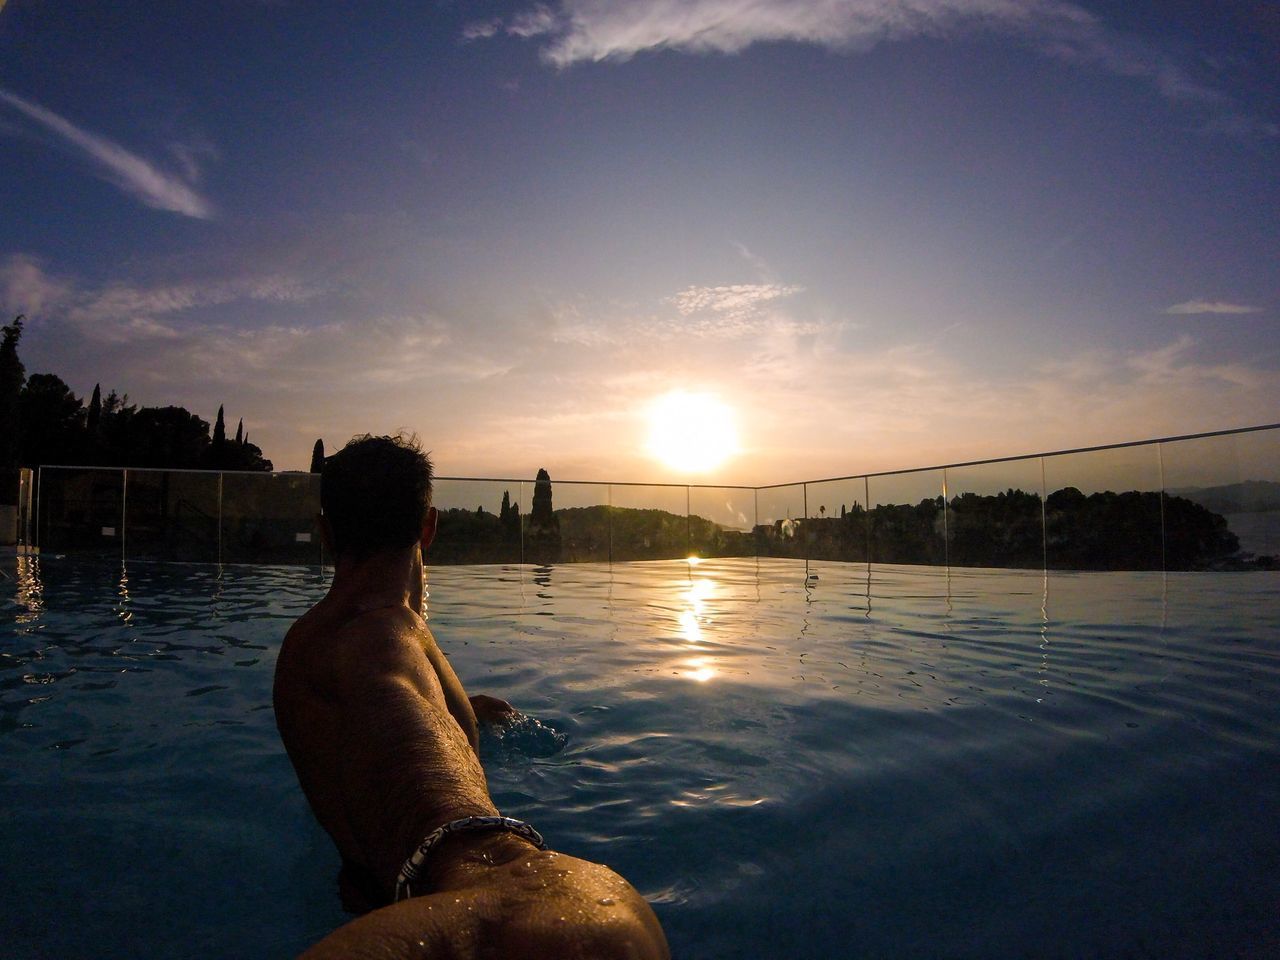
[645,390,739,473]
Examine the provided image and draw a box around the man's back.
[275,594,489,895]
[274,583,668,959]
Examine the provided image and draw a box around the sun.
[646,390,739,473]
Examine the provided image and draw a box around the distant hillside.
[1169,480,1280,514]
[557,504,727,561]
[430,485,1258,569]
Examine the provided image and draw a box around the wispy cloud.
[509,4,560,38]
[1164,299,1263,316]
[0,254,72,317]
[472,0,1270,133]
[461,17,503,41]
[0,89,215,218]
[670,283,804,317]
[0,254,322,343]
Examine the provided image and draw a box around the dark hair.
[321,433,433,557]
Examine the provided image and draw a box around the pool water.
[2,557,1278,959]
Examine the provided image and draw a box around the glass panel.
[1042,444,1162,570]
[431,479,522,565]
[221,472,321,565]
[804,477,869,562]
[608,484,689,561]
[1160,427,1280,567]
[17,467,33,547]
[36,467,124,557]
[755,484,805,558]
[0,467,31,546]
[688,486,756,558]
[124,470,221,563]
[944,458,1045,571]
[866,470,946,566]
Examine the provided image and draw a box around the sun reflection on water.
[674,568,721,682]
[14,555,44,626]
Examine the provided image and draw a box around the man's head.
[321,434,434,558]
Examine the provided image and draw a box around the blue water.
[2,557,1278,959]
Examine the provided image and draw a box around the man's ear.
[420,506,438,550]
[316,513,335,553]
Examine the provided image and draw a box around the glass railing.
[30,422,1280,570]
[0,467,34,549]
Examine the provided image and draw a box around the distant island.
[432,474,1269,572]
[1166,480,1280,515]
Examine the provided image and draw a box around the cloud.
[520,0,1081,65]
[548,282,811,346]
[670,283,804,317]
[475,1,1268,133]
[509,4,560,38]
[1164,299,1263,316]
[461,17,503,41]
[0,254,72,317]
[0,89,214,218]
[0,254,324,343]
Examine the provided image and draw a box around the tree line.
[428,474,1250,571]
[0,316,272,489]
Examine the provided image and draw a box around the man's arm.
[470,693,518,727]
[416,624,480,749]
[298,855,670,960]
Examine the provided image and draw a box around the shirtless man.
[274,434,669,959]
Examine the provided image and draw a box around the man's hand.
[469,694,518,728]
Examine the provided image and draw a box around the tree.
[499,489,520,543]
[0,315,25,474]
[206,404,228,468]
[526,467,561,561]
[119,406,211,468]
[99,390,136,465]
[310,438,325,473]
[226,424,273,472]
[86,384,103,436]
[212,405,226,446]
[531,468,554,526]
[234,418,244,445]
[19,373,84,466]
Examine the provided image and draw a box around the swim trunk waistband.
[394,815,547,901]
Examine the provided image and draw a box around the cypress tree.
[86,383,102,435]
[212,405,226,446]
[310,438,325,473]
[234,418,244,445]
[532,468,554,525]
[526,468,560,560]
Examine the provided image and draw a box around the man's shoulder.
[286,601,428,647]
[296,604,437,678]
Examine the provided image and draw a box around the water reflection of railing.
[27,422,1280,571]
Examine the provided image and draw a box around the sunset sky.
[1,1,1277,483]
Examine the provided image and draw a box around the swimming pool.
[2,557,1277,958]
